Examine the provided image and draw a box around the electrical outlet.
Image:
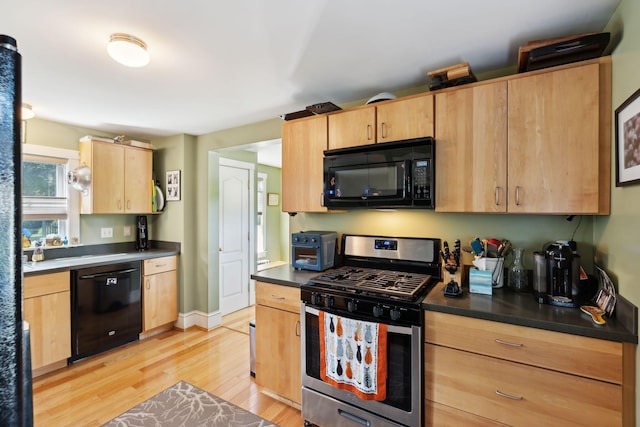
[101,227,113,238]
[123,226,131,237]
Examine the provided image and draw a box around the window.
[257,173,267,260]
[22,144,80,246]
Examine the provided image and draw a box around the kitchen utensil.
[486,238,501,257]
[155,183,165,211]
[580,305,606,325]
[470,238,483,256]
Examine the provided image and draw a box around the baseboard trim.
[176,310,222,331]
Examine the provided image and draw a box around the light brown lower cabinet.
[255,281,301,405]
[424,311,635,426]
[142,256,178,333]
[24,271,71,376]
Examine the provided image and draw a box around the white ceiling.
[4,0,620,148]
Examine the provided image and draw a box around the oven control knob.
[311,293,322,305]
[390,308,401,321]
[324,296,334,308]
[373,305,384,318]
[347,300,358,312]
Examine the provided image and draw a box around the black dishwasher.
[70,261,142,362]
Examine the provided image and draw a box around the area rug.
[102,381,278,427]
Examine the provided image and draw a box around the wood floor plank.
[32,306,303,426]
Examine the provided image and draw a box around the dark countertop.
[424,281,638,344]
[251,265,319,288]
[252,265,638,344]
[23,241,180,276]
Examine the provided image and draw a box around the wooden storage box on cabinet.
[23,271,71,376]
[281,115,328,213]
[424,311,635,426]
[142,256,178,333]
[79,139,153,214]
[255,281,301,405]
[328,93,434,150]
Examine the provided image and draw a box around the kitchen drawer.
[24,271,69,298]
[424,400,509,427]
[425,311,623,384]
[143,255,177,275]
[256,281,300,313]
[425,343,622,426]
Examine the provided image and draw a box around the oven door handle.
[304,305,414,335]
[338,409,371,426]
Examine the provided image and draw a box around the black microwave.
[323,137,435,209]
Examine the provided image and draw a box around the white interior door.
[219,162,251,315]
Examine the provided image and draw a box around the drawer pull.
[154,263,167,268]
[495,338,523,347]
[496,389,523,400]
[271,295,286,300]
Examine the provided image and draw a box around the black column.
[0,34,30,426]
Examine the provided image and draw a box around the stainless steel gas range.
[300,234,441,427]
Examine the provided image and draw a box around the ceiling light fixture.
[21,103,34,120]
[107,33,150,67]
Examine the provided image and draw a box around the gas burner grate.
[310,266,431,300]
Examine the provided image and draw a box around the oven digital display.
[374,239,397,250]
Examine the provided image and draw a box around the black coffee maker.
[135,215,148,251]
[545,241,580,307]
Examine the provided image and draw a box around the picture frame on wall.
[615,87,640,186]
[267,192,280,206]
[166,170,181,201]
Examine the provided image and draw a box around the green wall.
[600,0,640,422]
[149,134,197,315]
[257,163,288,262]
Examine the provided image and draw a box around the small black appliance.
[323,137,435,209]
[291,231,337,271]
[135,215,148,251]
[545,241,581,307]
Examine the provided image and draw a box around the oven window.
[294,247,318,267]
[304,311,413,412]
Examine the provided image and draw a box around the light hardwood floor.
[32,306,304,426]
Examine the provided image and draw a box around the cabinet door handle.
[146,279,150,290]
[117,200,122,210]
[271,295,285,300]
[495,187,500,206]
[126,200,131,210]
[515,186,521,206]
[381,122,387,139]
[366,124,373,140]
[295,320,300,337]
[320,192,324,207]
[495,338,523,347]
[496,389,523,400]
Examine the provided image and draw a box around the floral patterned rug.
[102,381,278,427]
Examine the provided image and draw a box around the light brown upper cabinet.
[507,60,610,214]
[435,81,508,212]
[328,93,434,150]
[282,114,328,213]
[79,139,153,214]
[435,58,611,214]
